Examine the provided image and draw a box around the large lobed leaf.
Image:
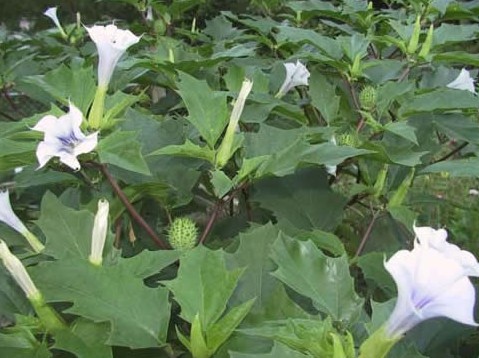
[163,245,244,330]
[270,234,364,324]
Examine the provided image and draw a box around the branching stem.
[96,163,169,249]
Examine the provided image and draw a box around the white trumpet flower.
[89,199,109,266]
[275,60,310,97]
[359,225,479,358]
[86,24,140,129]
[33,103,98,171]
[86,24,141,88]
[384,226,479,338]
[447,68,476,94]
[0,190,44,253]
[43,7,67,39]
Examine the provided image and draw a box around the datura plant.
[1,0,479,357]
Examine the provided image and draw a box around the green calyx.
[168,217,198,250]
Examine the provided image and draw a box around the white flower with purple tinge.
[447,68,476,94]
[0,190,29,236]
[33,103,98,171]
[383,225,479,338]
[86,24,141,87]
[276,60,310,97]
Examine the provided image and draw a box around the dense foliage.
[1,0,479,357]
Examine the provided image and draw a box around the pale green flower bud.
[0,240,39,298]
[89,199,110,266]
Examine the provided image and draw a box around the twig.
[198,181,249,244]
[344,76,366,132]
[355,210,381,257]
[114,217,122,249]
[0,110,15,121]
[242,187,253,222]
[96,163,169,249]
[198,203,222,245]
[397,66,410,82]
[431,142,468,164]
[2,88,19,112]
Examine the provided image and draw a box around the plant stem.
[431,142,468,164]
[97,163,169,249]
[355,210,380,258]
[198,203,221,245]
[198,181,249,244]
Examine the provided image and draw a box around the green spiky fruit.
[359,85,377,110]
[167,217,198,250]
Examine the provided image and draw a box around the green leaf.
[21,64,96,114]
[399,88,479,116]
[148,140,216,163]
[229,341,309,357]
[376,81,414,116]
[357,252,396,297]
[190,314,210,358]
[235,156,270,183]
[103,92,139,124]
[210,170,234,198]
[309,70,340,123]
[0,138,36,171]
[433,52,479,67]
[421,158,479,177]
[14,167,77,189]
[384,122,418,145]
[207,299,255,353]
[433,114,479,144]
[0,331,52,358]
[163,245,244,330]
[53,319,112,358]
[306,143,374,166]
[176,72,229,148]
[228,224,311,323]
[238,317,352,357]
[432,23,479,47]
[275,26,342,60]
[37,192,94,260]
[0,268,33,317]
[295,230,346,257]
[270,234,364,323]
[30,254,174,348]
[253,168,347,232]
[98,131,151,175]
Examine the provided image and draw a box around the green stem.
[23,230,44,253]
[88,85,107,130]
[29,292,66,333]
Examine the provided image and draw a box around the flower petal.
[74,132,98,156]
[57,151,81,171]
[0,190,29,235]
[35,141,60,169]
[447,68,476,94]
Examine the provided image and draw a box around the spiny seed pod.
[167,217,198,250]
[359,85,377,110]
[338,133,360,147]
